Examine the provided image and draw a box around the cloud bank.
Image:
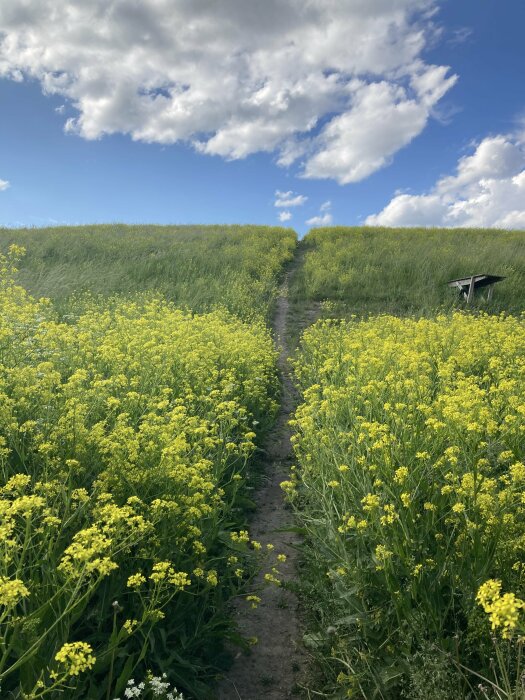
[0,0,456,183]
[366,133,525,228]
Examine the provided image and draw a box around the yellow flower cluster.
[0,271,279,697]
[149,562,191,590]
[54,642,96,677]
[0,576,30,608]
[477,579,525,639]
[291,312,525,696]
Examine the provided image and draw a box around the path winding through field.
[217,254,307,699]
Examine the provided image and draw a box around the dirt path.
[217,259,306,699]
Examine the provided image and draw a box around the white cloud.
[0,0,456,183]
[307,200,333,227]
[274,190,307,207]
[447,27,473,46]
[302,71,456,184]
[306,212,333,227]
[278,210,292,222]
[0,179,10,191]
[365,133,525,228]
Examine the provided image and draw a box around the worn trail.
[217,257,306,699]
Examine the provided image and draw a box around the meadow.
[291,227,525,317]
[0,231,294,700]
[0,225,296,321]
[4,222,525,699]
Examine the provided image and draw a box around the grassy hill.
[292,227,525,316]
[0,224,296,320]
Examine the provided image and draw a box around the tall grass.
[0,224,296,321]
[292,227,525,316]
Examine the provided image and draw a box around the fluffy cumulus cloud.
[366,134,525,228]
[0,0,456,183]
[302,69,457,184]
[307,200,333,227]
[278,210,292,222]
[0,179,10,191]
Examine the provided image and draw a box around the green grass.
[291,227,525,317]
[0,224,296,321]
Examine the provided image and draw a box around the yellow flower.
[123,618,139,634]
[510,462,525,482]
[393,467,409,484]
[54,642,96,677]
[0,577,29,608]
[127,573,146,589]
[374,545,393,571]
[2,474,31,493]
[477,579,502,609]
[149,562,171,583]
[169,571,191,589]
[361,494,380,511]
[206,570,218,586]
[230,530,250,543]
[477,580,525,639]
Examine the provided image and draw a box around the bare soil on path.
[217,257,307,699]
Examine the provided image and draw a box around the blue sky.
[1,0,524,235]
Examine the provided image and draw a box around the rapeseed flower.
[54,642,96,677]
[0,263,281,696]
[0,577,29,608]
[289,312,525,693]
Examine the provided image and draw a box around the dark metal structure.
[447,274,505,303]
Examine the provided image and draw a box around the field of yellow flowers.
[0,245,284,699]
[288,312,525,698]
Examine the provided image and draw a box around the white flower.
[150,675,170,696]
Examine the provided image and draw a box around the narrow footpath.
[217,255,306,699]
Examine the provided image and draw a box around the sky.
[1,0,525,235]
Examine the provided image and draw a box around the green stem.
[106,607,117,700]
